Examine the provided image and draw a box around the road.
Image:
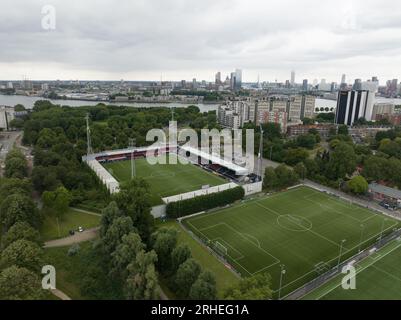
[44,227,100,248]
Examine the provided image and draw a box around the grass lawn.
[158,220,239,297]
[183,186,400,298]
[302,238,401,300]
[40,208,101,241]
[103,153,227,205]
[43,242,93,300]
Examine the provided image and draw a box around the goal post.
[213,240,228,257]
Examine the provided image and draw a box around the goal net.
[213,241,228,257]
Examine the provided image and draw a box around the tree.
[0,240,43,272]
[303,158,319,178]
[326,142,357,180]
[224,273,272,300]
[174,258,202,298]
[4,157,28,179]
[100,201,122,237]
[2,222,42,249]
[171,244,192,274]
[0,193,41,231]
[14,104,26,111]
[284,148,309,166]
[263,167,278,191]
[347,176,368,194]
[0,266,45,300]
[151,228,178,273]
[31,165,60,192]
[101,216,135,255]
[302,118,314,125]
[42,186,71,217]
[275,165,299,189]
[362,156,389,181]
[379,139,401,158]
[294,162,307,180]
[0,178,32,199]
[114,179,154,243]
[296,134,316,149]
[110,232,145,282]
[9,118,25,129]
[338,125,349,135]
[189,270,217,300]
[125,250,159,300]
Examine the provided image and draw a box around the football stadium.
[181,186,401,298]
[83,144,257,207]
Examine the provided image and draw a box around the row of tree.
[151,227,217,299]
[0,152,46,299]
[166,186,245,218]
[263,164,300,192]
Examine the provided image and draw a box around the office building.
[215,72,221,84]
[302,79,308,91]
[0,106,15,130]
[372,103,395,120]
[258,111,287,133]
[335,90,376,126]
[353,79,362,90]
[291,71,295,86]
[235,69,242,90]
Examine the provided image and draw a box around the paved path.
[50,289,71,300]
[44,227,100,248]
[71,207,102,217]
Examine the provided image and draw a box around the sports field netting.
[182,186,400,298]
[102,153,226,205]
[303,238,401,300]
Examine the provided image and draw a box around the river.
[0,94,219,113]
[1,94,400,113]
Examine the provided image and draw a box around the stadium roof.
[180,145,249,176]
[369,183,401,200]
[86,143,177,160]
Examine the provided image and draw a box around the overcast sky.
[1,0,401,83]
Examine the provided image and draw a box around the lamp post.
[278,264,286,300]
[337,239,346,271]
[358,224,365,253]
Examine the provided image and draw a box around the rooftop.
[369,182,401,199]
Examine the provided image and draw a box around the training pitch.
[303,238,401,300]
[182,186,400,297]
[103,154,226,205]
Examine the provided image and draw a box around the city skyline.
[0,0,401,82]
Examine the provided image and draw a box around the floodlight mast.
[257,124,264,181]
[85,113,93,156]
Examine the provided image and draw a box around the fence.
[162,182,238,204]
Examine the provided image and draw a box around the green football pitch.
[182,186,400,298]
[102,154,226,205]
[303,238,401,300]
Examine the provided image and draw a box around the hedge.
[166,186,245,218]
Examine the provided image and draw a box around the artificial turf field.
[103,154,226,205]
[182,186,400,298]
[302,238,401,300]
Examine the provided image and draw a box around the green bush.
[166,187,245,218]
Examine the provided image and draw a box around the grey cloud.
[0,0,400,82]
